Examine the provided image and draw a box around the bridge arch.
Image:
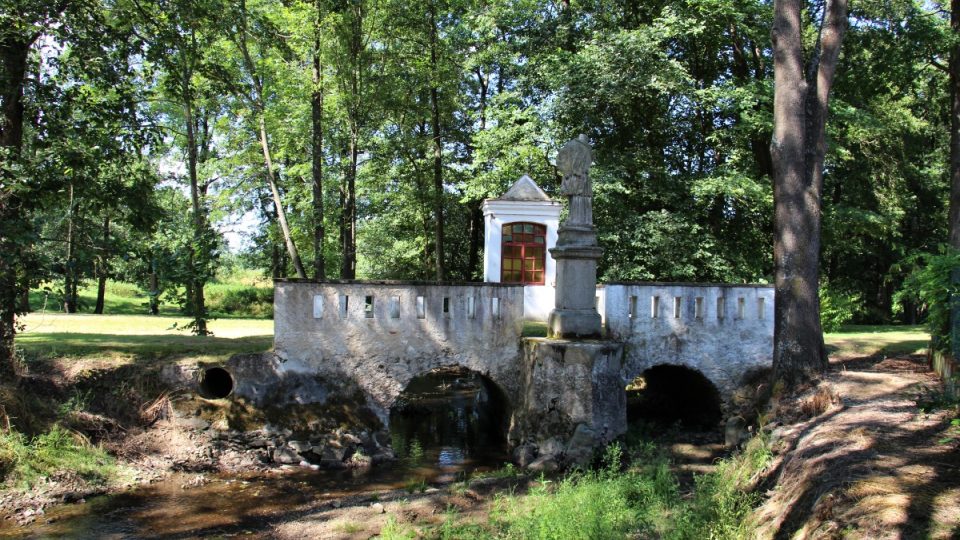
[625,363,723,428]
[389,366,511,462]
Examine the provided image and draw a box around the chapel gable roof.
[493,175,553,202]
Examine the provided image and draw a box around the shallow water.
[2,368,510,539]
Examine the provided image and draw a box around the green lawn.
[824,324,929,358]
[18,313,273,363]
[27,280,273,319]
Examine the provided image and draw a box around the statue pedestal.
[548,227,603,338]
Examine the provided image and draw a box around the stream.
[2,369,509,539]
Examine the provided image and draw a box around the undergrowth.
[395,437,771,540]
[0,425,117,489]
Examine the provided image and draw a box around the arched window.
[501,222,546,284]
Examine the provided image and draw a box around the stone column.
[548,135,603,338]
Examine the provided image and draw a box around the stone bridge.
[226,279,773,465]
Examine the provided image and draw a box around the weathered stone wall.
[510,339,626,468]
[269,280,525,422]
[603,283,774,393]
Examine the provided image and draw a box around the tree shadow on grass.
[761,354,960,539]
[18,333,273,363]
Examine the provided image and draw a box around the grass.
[1,305,272,494]
[522,321,548,338]
[403,441,770,540]
[17,313,272,364]
[824,324,929,358]
[0,426,120,489]
[28,280,274,319]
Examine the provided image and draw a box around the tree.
[949,0,960,358]
[770,0,848,384]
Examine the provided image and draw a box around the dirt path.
[755,354,960,539]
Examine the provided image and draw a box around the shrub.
[0,425,116,488]
[205,285,273,319]
[894,246,960,352]
[819,282,862,332]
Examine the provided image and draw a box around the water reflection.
[389,367,509,468]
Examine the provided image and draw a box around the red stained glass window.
[501,222,546,284]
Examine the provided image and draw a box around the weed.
[800,385,841,418]
[337,521,364,534]
[377,516,417,540]
[408,438,424,464]
[0,425,117,488]
[58,389,93,417]
[405,476,427,494]
[476,436,771,540]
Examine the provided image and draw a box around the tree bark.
[466,68,489,281]
[429,3,445,281]
[94,215,110,314]
[312,3,326,281]
[183,79,209,335]
[234,3,308,279]
[949,0,960,360]
[770,0,847,386]
[950,0,960,249]
[64,182,77,313]
[339,0,362,280]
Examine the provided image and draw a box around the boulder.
[527,454,559,473]
[272,447,302,465]
[512,444,538,468]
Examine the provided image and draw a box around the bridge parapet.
[603,282,774,393]
[271,280,525,420]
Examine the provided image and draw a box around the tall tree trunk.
[149,264,159,315]
[731,24,773,179]
[233,11,308,279]
[94,215,110,314]
[312,6,326,281]
[429,4,445,281]
[183,86,209,335]
[64,181,77,314]
[339,1,362,280]
[949,0,960,359]
[466,68,489,281]
[0,36,27,377]
[770,0,847,386]
[257,116,307,279]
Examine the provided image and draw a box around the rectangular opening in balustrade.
[628,295,637,318]
[651,296,660,318]
[416,296,425,319]
[716,297,725,319]
[737,297,745,319]
[364,296,374,318]
[313,295,324,319]
[338,294,348,319]
[492,297,501,318]
[695,297,704,319]
[443,297,450,316]
[757,297,765,320]
[467,296,476,319]
[389,296,400,319]
[673,297,682,318]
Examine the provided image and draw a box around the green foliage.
[0,426,117,489]
[476,438,769,540]
[377,516,418,540]
[205,284,274,319]
[673,435,770,539]
[819,283,863,332]
[893,247,960,352]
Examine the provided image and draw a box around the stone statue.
[556,134,593,227]
[548,134,602,338]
